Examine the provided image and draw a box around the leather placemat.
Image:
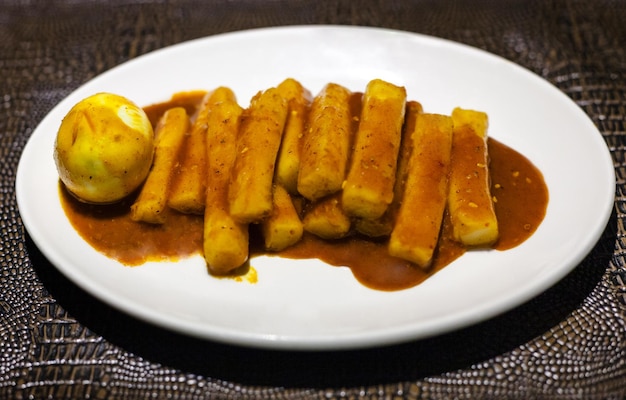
[1,0,625,398]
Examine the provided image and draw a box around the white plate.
[16,26,615,350]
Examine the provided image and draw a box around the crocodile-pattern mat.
[1,0,625,398]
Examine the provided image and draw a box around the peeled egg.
[54,92,155,204]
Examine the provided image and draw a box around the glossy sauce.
[60,95,549,292]
[60,189,204,265]
[489,139,549,250]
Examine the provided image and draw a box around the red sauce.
[59,95,549,292]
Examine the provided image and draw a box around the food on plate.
[57,78,549,291]
[202,87,249,274]
[447,108,499,246]
[228,88,289,223]
[297,83,356,201]
[389,113,453,267]
[302,192,352,240]
[261,184,304,251]
[354,100,423,238]
[274,79,312,194]
[130,107,189,223]
[54,92,154,204]
[342,79,407,219]
[167,93,211,215]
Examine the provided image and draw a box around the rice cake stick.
[389,113,453,268]
[302,193,351,240]
[261,184,304,251]
[130,107,190,224]
[355,100,423,237]
[274,78,312,195]
[168,93,212,214]
[342,79,407,219]
[203,87,249,274]
[229,88,289,223]
[297,83,354,201]
[447,107,499,246]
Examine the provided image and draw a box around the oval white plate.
[16,26,615,350]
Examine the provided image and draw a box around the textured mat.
[1,0,625,398]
